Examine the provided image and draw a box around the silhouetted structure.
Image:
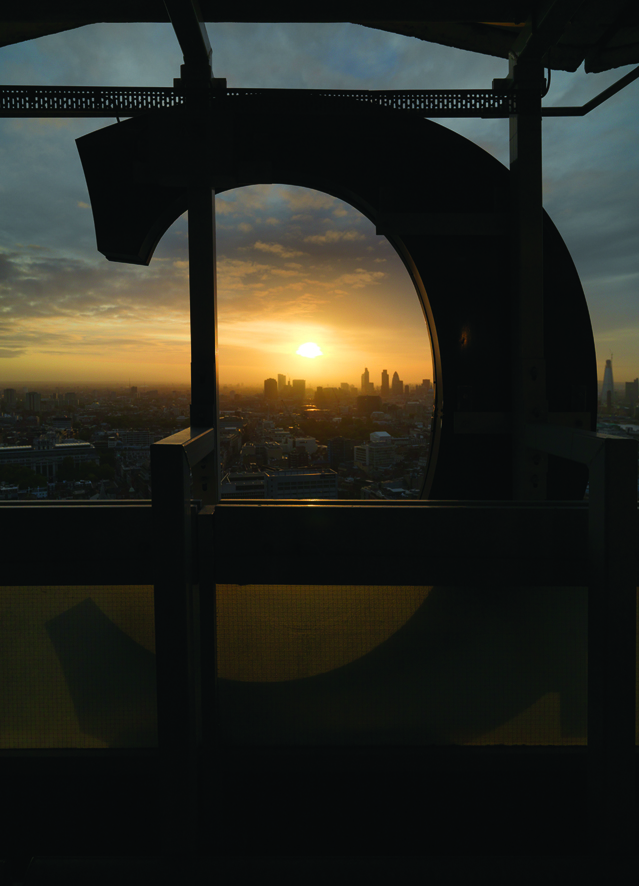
[356,395,382,415]
[601,358,614,408]
[291,379,305,399]
[263,378,277,400]
[3,388,17,409]
[1,6,638,878]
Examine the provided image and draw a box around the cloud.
[275,187,336,210]
[303,230,366,245]
[251,241,306,258]
[332,269,386,288]
[0,347,25,358]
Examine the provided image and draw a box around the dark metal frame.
[1,7,639,857]
[1,64,637,119]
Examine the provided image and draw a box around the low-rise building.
[264,467,338,499]
[0,438,99,478]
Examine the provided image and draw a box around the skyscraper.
[26,391,41,413]
[361,367,370,394]
[278,374,286,394]
[3,388,17,410]
[264,378,277,400]
[381,369,389,398]
[391,371,403,397]
[291,379,305,400]
[601,358,614,409]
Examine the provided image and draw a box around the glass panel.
[0,586,156,749]
[216,184,435,501]
[216,585,607,746]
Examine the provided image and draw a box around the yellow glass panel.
[0,586,156,749]
[216,584,431,682]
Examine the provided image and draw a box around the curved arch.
[77,95,596,499]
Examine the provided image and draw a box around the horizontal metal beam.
[0,85,181,117]
[0,501,154,584]
[205,501,592,586]
[0,84,518,118]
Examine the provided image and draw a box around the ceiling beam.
[509,0,587,64]
[164,0,212,79]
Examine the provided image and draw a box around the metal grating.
[0,84,180,117]
[0,84,518,118]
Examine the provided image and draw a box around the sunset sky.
[0,22,637,388]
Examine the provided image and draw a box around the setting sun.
[296,342,323,358]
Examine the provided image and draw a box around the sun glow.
[296,342,323,358]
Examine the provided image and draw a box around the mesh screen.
[215,584,601,746]
[0,586,157,749]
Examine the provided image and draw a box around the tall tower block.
[601,357,614,410]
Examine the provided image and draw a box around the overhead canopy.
[0,2,638,73]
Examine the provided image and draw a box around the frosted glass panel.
[216,585,603,746]
[0,586,157,749]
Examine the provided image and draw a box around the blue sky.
[0,22,637,387]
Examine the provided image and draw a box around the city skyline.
[0,24,637,386]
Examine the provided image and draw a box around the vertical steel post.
[188,183,218,433]
[587,436,638,851]
[188,180,220,505]
[151,437,198,858]
[509,54,548,499]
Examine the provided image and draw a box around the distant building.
[315,387,340,407]
[121,432,154,446]
[381,369,389,398]
[354,434,396,472]
[294,437,318,455]
[264,468,338,499]
[25,391,41,413]
[601,359,614,408]
[328,437,354,468]
[361,367,370,394]
[356,395,382,416]
[0,438,99,478]
[220,472,266,499]
[64,392,79,406]
[277,374,286,394]
[291,379,306,399]
[264,378,278,400]
[391,371,404,397]
[625,379,638,407]
[51,416,73,430]
[3,388,17,410]
[255,442,285,467]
